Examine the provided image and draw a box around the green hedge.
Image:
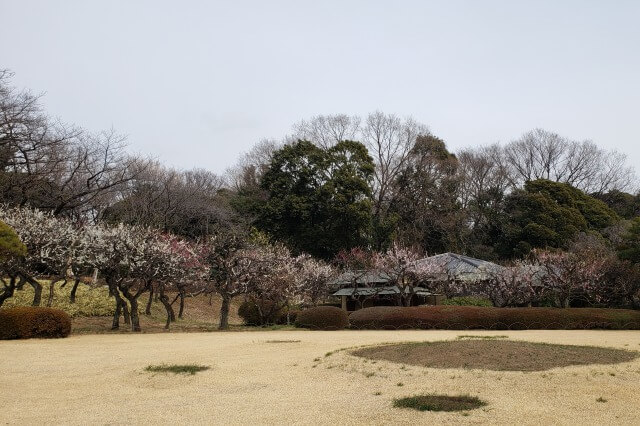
[295,306,349,330]
[349,306,640,330]
[0,306,72,339]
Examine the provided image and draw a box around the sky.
[1,0,639,174]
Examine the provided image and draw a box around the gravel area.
[1,330,639,425]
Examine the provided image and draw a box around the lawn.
[1,330,639,424]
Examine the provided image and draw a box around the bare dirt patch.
[352,340,639,371]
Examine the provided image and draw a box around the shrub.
[0,306,72,339]
[442,296,493,307]
[238,300,287,326]
[349,306,640,330]
[282,308,300,324]
[0,220,27,260]
[295,306,349,330]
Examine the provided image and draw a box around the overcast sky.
[2,0,639,174]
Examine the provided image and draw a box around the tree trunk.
[26,276,42,306]
[109,277,130,330]
[47,279,64,307]
[178,288,185,319]
[69,278,81,303]
[127,296,141,332]
[219,294,231,330]
[0,276,18,308]
[112,296,122,330]
[122,299,131,325]
[145,286,154,315]
[404,296,412,307]
[159,285,175,330]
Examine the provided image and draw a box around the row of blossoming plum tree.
[0,206,333,331]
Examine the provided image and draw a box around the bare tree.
[503,129,636,194]
[362,112,430,220]
[457,144,510,210]
[291,114,360,149]
[226,138,281,191]
[104,163,226,237]
[0,70,148,220]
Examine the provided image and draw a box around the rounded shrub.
[349,306,640,330]
[0,306,72,339]
[238,300,287,326]
[295,306,349,330]
[442,296,493,307]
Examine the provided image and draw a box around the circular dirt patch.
[352,340,638,371]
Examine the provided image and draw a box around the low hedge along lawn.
[0,306,72,339]
[295,306,349,330]
[348,306,640,330]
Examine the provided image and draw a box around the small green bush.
[0,306,71,339]
[442,296,493,307]
[238,300,287,326]
[295,306,349,330]
[238,300,301,326]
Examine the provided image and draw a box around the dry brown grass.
[352,340,639,371]
[1,330,640,425]
[71,293,244,334]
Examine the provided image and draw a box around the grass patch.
[144,363,209,375]
[596,397,608,403]
[393,394,487,412]
[3,280,114,317]
[352,340,639,372]
[457,335,508,340]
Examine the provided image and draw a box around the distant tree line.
[2,71,640,313]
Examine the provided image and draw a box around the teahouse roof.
[329,270,394,287]
[330,252,504,288]
[415,252,504,282]
[332,286,436,297]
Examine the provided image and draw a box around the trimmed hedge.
[349,306,640,330]
[0,306,72,339]
[295,306,349,330]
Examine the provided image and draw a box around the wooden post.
[341,295,347,312]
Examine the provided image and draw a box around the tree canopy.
[498,179,619,257]
[257,139,374,259]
